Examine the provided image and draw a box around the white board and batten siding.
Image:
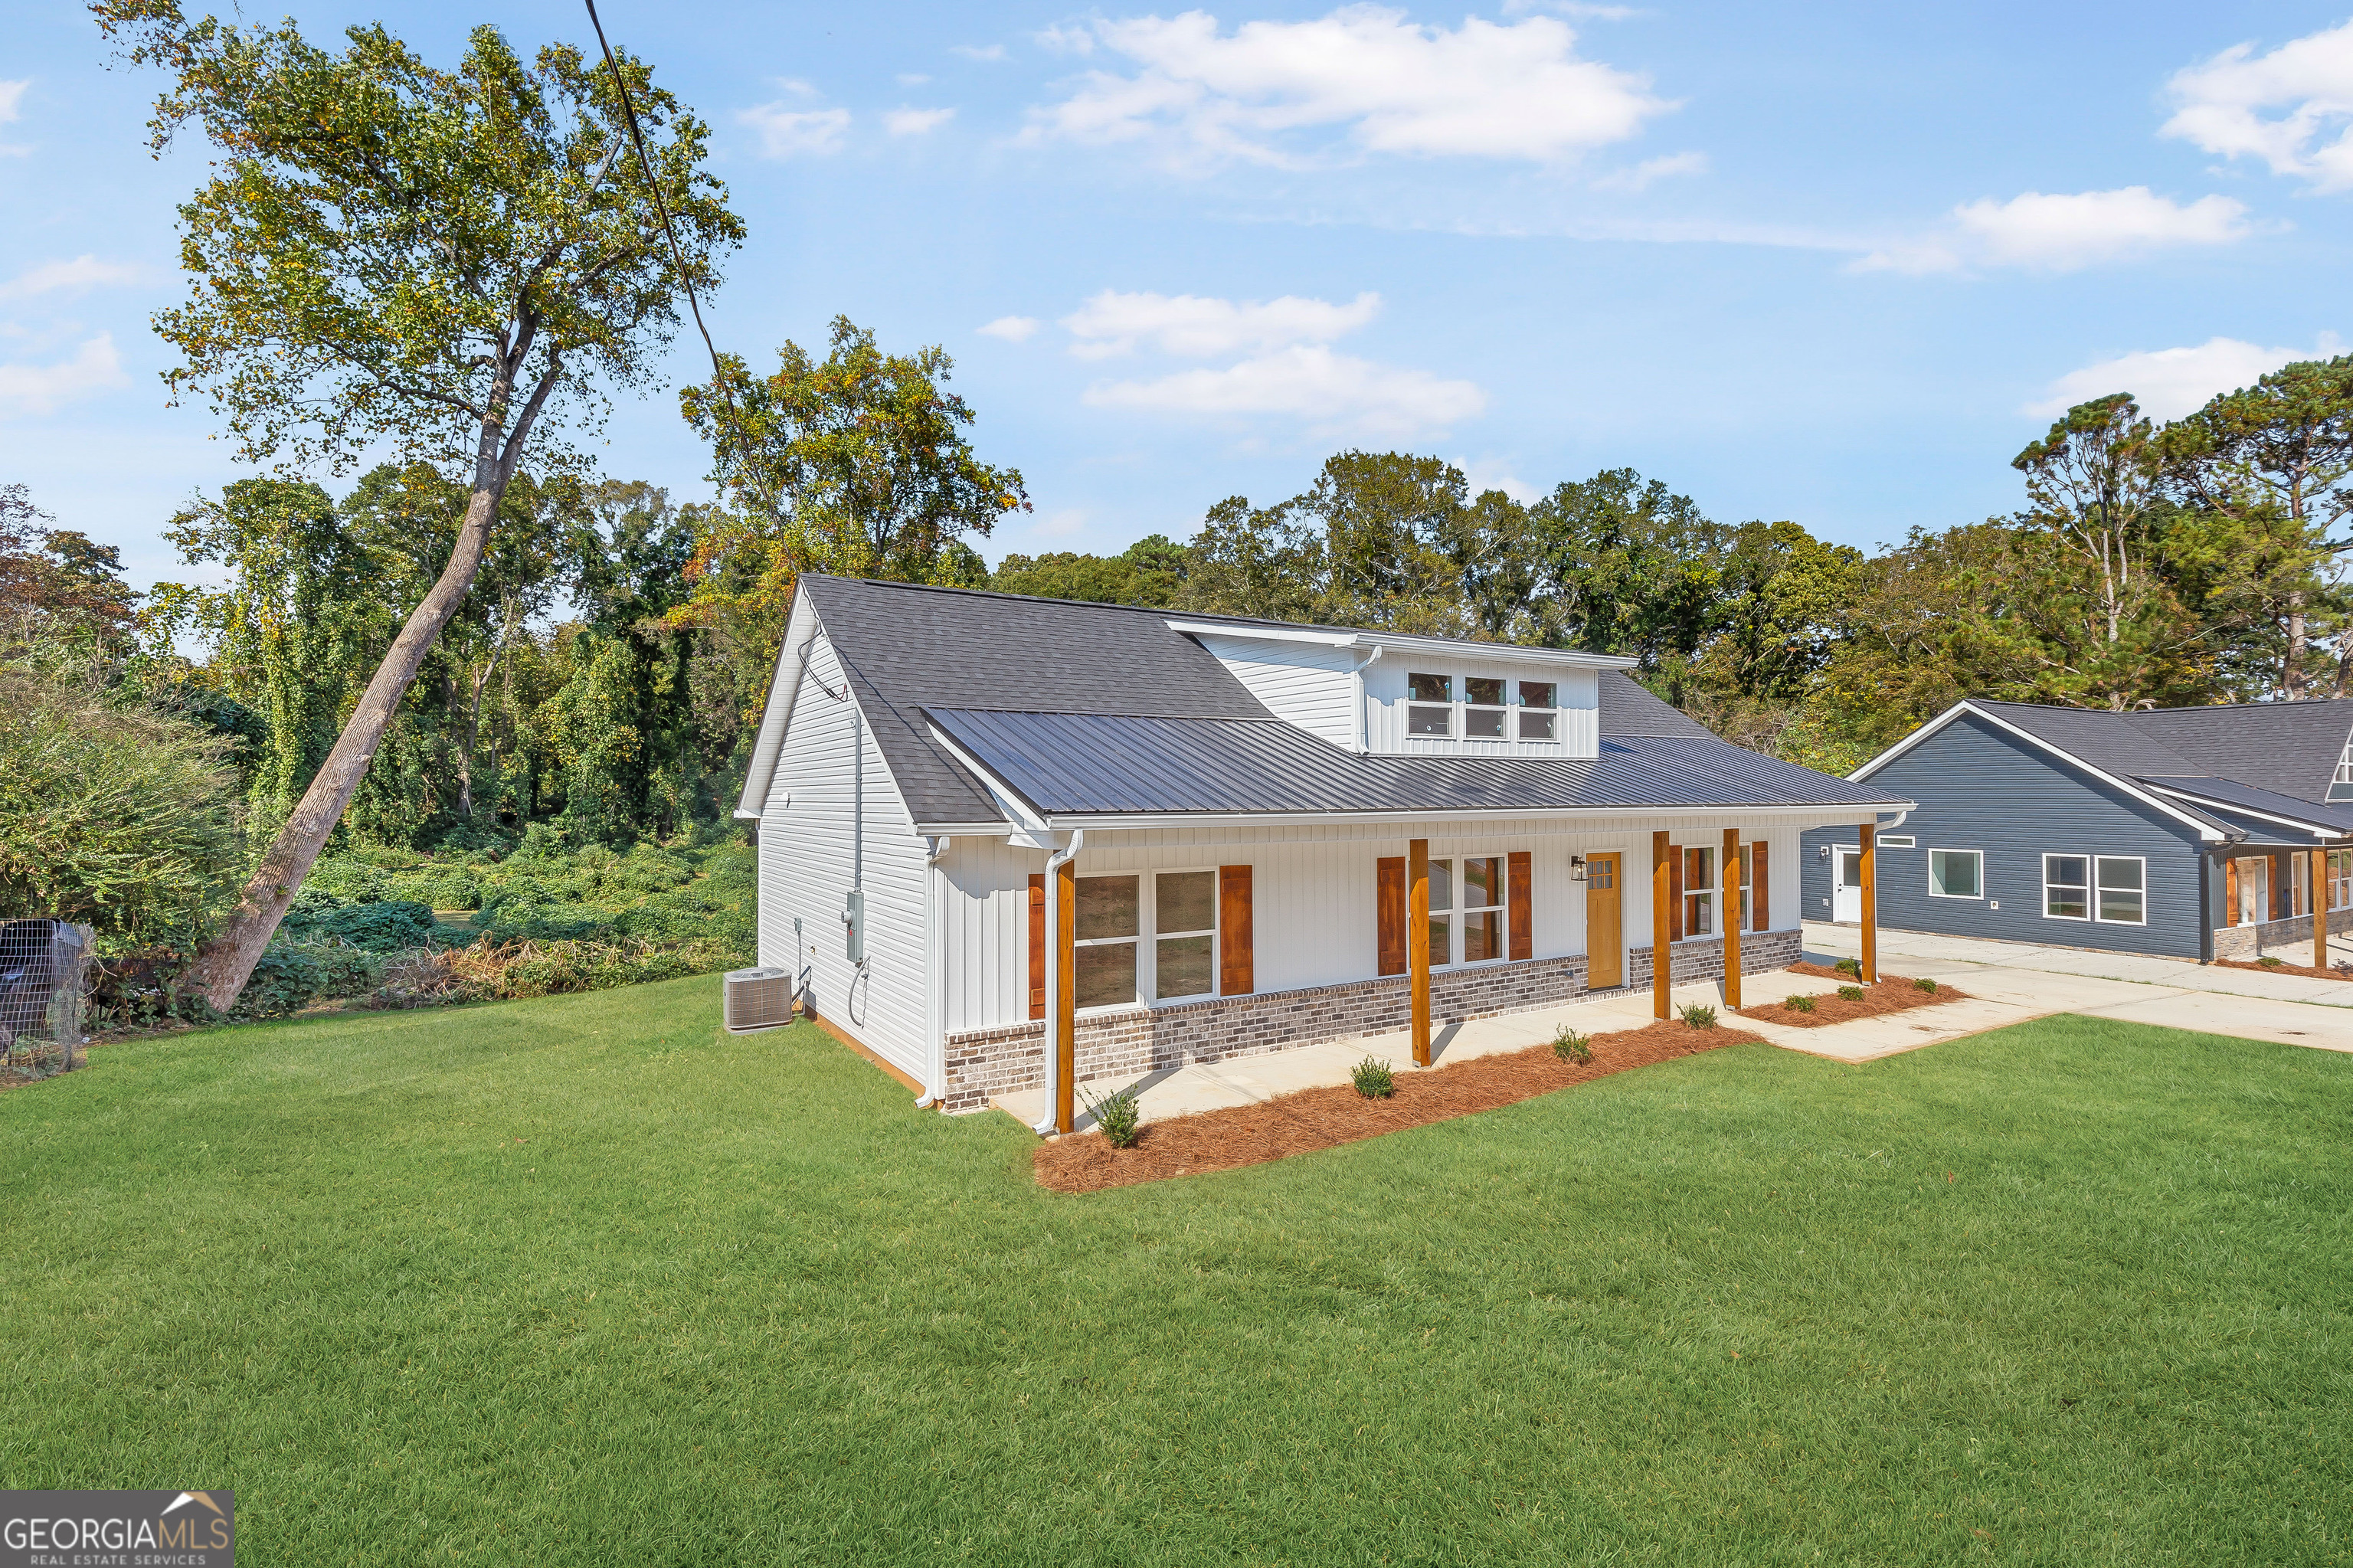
[1188,633,1359,747]
[758,624,931,1079]
[938,813,1835,1035]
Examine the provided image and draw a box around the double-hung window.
[1464,678,1507,738]
[1074,875,1141,1007]
[1682,846,1716,935]
[2044,853,2144,924]
[1929,848,1982,899]
[1407,673,1453,736]
[2331,849,2353,912]
[1154,870,1217,1001]
[1460,856,1505,961]
[1517,681,1556,740]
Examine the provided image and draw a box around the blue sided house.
[1802,698,2353,964]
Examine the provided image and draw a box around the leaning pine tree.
[97,2,742,1008]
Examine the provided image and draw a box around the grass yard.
[2,983,2348,1565]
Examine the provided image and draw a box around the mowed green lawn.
[2,982,2348,1565]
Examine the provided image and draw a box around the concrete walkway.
[996,928,2353,1135]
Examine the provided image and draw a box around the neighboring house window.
[2332,849,2353,912]
[1683,846,1716,935]
[1075,875,1141,1008]
[2236,858,2269,927]
[1929,848,1983,899]
[2096,856,2145,924]
[1464,677,1507,738]
[1461,856,1505,961]
[2044,855,2090,920]
[1518,681,1556,740]
[1408,673,1452,736]
[1154,870,1217,1001]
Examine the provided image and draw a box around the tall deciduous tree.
[97,3,741,1006]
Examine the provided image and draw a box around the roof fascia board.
[1847,700,1972,782]
[1167,620,1640,670]
[1937,703,2227,842]
[1167,621,1356,649]
[1033,802,1913,830]
[2145,784,2351,840]
[734,594,822,820]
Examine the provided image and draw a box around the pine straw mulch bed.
[1033,1018,1762,1194]
[1736,962,1968,1028]
[2214,955,2353,982]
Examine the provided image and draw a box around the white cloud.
[1032,508,1091,539]
[2164,20,2353,192]
[1061,289,1381,358]
[1036,25,1096,55]
[884,106,956,136]
[1592,149,1706,191]
[1856,187,2251,274]
[0,333,129,417]
[1457,458,1540,502]
[952,44,1010,62]
[897,73,932,87]
[978,315,1042,342]
[2025,333,2345,421]
[1504,0,1639,16]
[1025,6,1671,168]
[0,255,144,302]
[0,80,25,122]
[1084,345,1487,437]
[738,104,849,159]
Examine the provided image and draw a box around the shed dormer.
[1168,620,1636,761]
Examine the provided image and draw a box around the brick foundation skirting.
[941,927,1803,1113]
[2210,905,2353,962]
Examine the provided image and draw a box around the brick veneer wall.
[940,925,1803,1113]
[2210,905,2353,962]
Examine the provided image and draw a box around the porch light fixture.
[1569,856,1586,882]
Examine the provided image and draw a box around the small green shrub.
[1351,1056,1396,1098]
[1679,1002,1718,1028]
[1834,957,1860,978]
[1552,1027,1592,1064]
[1838,984,1865,1001]
[1082,1084,1143,1147]
[232,948,322,1019]
[1783,993,1816,1013]
[2256,954,2284,969]
[1913,977,1939,994]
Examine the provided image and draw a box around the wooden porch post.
[2316,846,2331,973]
[1722,827,1743,1011]
[1858,822,1877,984]
[1409,838,1432,1066]
[1054,853,1076,1134]
[1651,830,1672,1020]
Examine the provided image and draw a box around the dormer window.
[1518,681,1556,740]
[1464,678,1506,738]
[1408,673,1452,736]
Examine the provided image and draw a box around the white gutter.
[1167,620,1641,670]
[915,834,953,1109]
[1027,801,1916,831]
[1033,829,1084,1136]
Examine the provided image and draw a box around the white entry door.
[1832,847,1864,924]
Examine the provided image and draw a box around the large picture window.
[1928,848,1982,899]
[1154,870,1217,1001]
[1074,874,1140,1008]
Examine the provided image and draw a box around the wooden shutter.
[1219,865,1255,996]
[1026,873,1046,1020]
[1376,856,1407,975]
[2224,858,2238,927]
[1507,850,1533,961]
[1751,842,1769,931]
[1668,845,1686,942]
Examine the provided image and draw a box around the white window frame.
[1072,872,1144,1013]
[1149,866,1220,1005]
[2335,740,2353,787]
[2041,853,2091,921]
[1878,835,1916,848]
[1683,844,1716,936]
[1461,676,1509,740]
[2331,849,2353,912]
[2093,855,2146,926]
[1927,847,1984,900]
[1456,853,1509,965]
[1515,679,1558,741]
[1406,672,1455,738]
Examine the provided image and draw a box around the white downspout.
[1351,646,1383,754]
[1032,828,1085,1135]
[916,835,952,1109]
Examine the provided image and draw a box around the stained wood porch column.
[1651,830,1672,1020]
[1858,822,1878,984]
[1722,827,1743,1011]
[1409,838,1432,1066]
[2316,847,2331,973]
[1054,853,1076,1135]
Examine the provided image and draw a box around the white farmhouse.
[738,576,1911,1128]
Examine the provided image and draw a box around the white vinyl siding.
[758,622,931,1078]
[1187,633,1359,746]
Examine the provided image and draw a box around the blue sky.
[8,1,2353,591]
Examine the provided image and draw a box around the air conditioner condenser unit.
[723,966,797,1033]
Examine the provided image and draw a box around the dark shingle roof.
[1966,701,2210,781]
[2124,700,2353,803]
[925,710,1907,817]
[1599,672,1717,738]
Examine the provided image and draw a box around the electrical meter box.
[843,890,865,963]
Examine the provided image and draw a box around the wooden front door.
[1586,853,1623,988]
